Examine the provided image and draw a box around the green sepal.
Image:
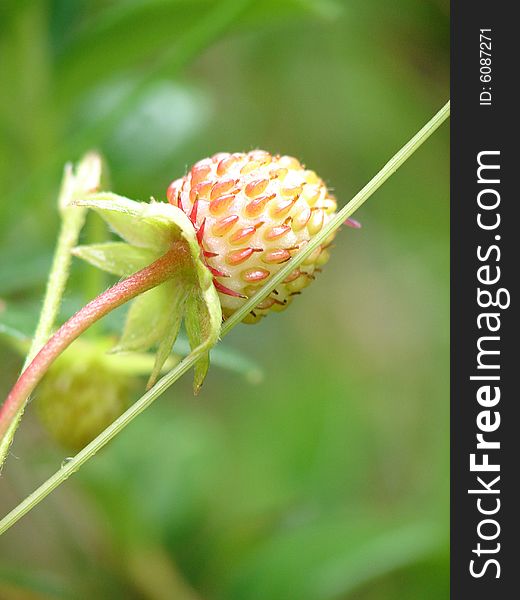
[184,283,222,394]
[74,193,222,391]
[1,321,262,382]
[75,193,194,251]
[147,283,188,389]
[182,212,222,393]
[112,282,174,353]
[72,242,157,277]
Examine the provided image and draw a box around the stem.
[28,153,103,359]
[0,209,86,465]
[27,207,86,364]
[223,100,451,334]
[83,211,110,323]
[0,100,450,535]
[0,338,205,534]
[0,154,102,467]
[0,245,184,442]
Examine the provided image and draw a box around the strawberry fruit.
[167,150,338,323]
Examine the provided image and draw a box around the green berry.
[36,349,134,451]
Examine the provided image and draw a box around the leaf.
[113,281,173,353]
[224,516,445,600]
[0,564,71,600]
[0,301,37,342]
[0,252,52,295]
[54,0,255,104]
[72,242,158,277]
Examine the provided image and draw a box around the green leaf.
[224,516,444,600]
[0,564,70,600]
[0,251,52,295]
[72,242,159,277]
[0,301,37,343]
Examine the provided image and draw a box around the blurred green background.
[0,0,449,598]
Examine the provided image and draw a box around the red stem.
[0,245,187,441]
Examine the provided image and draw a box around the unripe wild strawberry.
[36,347,134,451]
[167,151,338,324]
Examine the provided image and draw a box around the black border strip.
[451,3,518,597]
